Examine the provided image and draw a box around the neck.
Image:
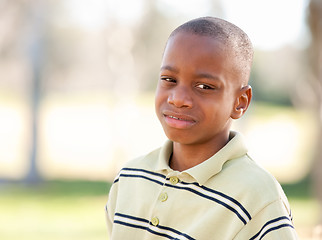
[170,133,230,171]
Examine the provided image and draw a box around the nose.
[167,86,193,108]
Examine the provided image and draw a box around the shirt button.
[159,192,168,202]
[151,217,159,226]
[169,176,179,185]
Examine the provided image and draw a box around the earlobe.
[231,85,252,119]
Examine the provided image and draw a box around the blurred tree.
[0,0,51,182]
[0,0,29,91]
[0,0,43,182]
[132,0,182,92]
[25,0,49,183]
[308,0,322,218]
[250,47,305,106]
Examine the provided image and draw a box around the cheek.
[155,86,167,103]
[154,90,161,109]
[154,88,166,114]
[202,99,232,121]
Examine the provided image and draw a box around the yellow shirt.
[106,132,298,239]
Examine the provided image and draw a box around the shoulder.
[226,154,282,191]
[216,154,289,214]
[228,157,297,239]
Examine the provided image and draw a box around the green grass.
[282,176,313,200]
[0,180,111,240]
[282,177,321,233]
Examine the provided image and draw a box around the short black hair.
[169,17,253,84]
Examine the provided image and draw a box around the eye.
[196,84,215,90]
[160,77,176,83]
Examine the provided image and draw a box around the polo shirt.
[105,131,298,239]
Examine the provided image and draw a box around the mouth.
[168,115,184,120]
[162,111,197,129]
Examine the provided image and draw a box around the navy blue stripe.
[179,181,251,221]
[115,219,174,239]
[115,220,148,231]
[146,227,178,239]
[119,173,164,186]
[114,167,166,184]
[257,224,294,240]
[122,167,167,179]
[289,210,293,221]
[157,224,195,240]
[201,184,251,221]
[250,216,293,240]
[117,168,250,224]
[164,183,247,225]
[115,220,175,239]
[114,212,195,240]
[113,178,119,184]
[115,212,149,223]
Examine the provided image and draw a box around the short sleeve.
[105,181,119,237]
[233,199,299,240]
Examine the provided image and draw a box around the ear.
[231,85,252,120]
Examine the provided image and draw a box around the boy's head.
[169,17,253,85]
[155,17,253,146]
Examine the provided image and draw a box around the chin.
[164,130,198,145]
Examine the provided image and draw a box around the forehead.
[162,32,235,74]
[164,31,228,58]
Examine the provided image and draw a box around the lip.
[162,110,197,129]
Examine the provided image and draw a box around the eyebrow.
[196,72,222,82]
[160,65,179,73]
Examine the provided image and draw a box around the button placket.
[150,173,179,228]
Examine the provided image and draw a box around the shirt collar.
[154,131,248,186]
[156,140,173,171]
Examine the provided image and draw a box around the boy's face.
[155,32,245,146]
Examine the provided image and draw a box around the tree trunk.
[24,1,47,183]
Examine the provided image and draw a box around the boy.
[105,17,298,239]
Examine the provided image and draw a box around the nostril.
[167,92,192,108]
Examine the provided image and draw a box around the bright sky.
[222,0,308,50]
[65,0,308,50]
[157,0,308,50]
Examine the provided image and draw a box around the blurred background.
[0,0,321,239]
